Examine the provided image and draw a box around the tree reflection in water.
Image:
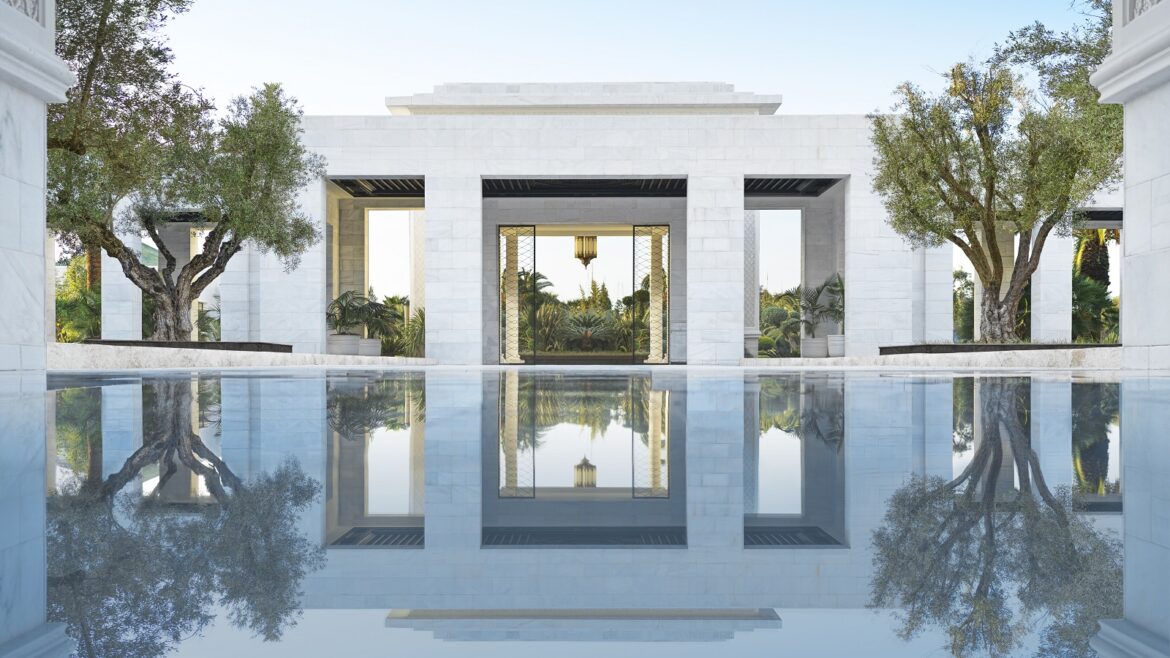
[870,378,1121,658]
[47,377,325,658]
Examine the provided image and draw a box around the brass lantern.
[574,456,597,488]
[574,236,597,268]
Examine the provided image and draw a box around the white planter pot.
[327,334,360,355]
[358,338,382,357]
[801,337,828,358]
[827,335,845,358]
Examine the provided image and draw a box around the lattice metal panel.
[633,226,670,364]
[498,226,536,364]
[498,372,535,497]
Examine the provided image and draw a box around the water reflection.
[869,377,1122,657]
[32,371,1162,656]
[325,373,425,547]
[746,374,846,546]
[46,376,325,657]
[486,373,683,546]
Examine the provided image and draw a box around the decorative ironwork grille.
[498,226,536,364]
[633,226,670,364]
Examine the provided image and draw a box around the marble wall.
[0,2,74,654]
[1093,0,1170,370]
[301,90,927,364]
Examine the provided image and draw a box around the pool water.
[12,369,1169,656]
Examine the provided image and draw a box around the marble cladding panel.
[0,373,47,641]
[424,177,483,365]
[99,226,143,340]
[1031,231,1074,343]
[686,175,745,364]
[1121,84,1170,369]
[1114,379,1170,646]
[0,82,48,371]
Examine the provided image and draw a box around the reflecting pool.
[4,369,1167,656]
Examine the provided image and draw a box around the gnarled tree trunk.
[978,286,1021,342]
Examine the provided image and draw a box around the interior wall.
[481,197,688,364]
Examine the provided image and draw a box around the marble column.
[743,210,760,357]
[1030,229,1073,343]
[424,176,483,364]
[647,230,667,363]
[686,175,745,365]
[0,2,75,653]
[501,232,522,363]
[99,226,144,340]
[409,210,426,315]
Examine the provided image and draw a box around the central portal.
[498,225,669,365]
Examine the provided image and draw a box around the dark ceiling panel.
[744,177,841,197]
[482,178,687,198]
[331,177,425,198]
[1080,209,1123,227]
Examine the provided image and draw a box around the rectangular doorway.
[497,225,669,365]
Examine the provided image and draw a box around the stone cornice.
[1092,16,1170,103]
[0,20,73,102]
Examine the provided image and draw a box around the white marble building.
[96,82,969,364]
[0,1,74,656]
[1089,1,1170,654]
[93,81,1122,365]
[1093,0,1170,372]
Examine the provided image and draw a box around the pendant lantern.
[574,235,598,267]
[574,456,597,487]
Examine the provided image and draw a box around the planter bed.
[879,343,1118,356]
[83,339,292,353]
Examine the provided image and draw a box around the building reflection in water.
[486,372,683,546]
[325,372,426,547]
[31,371,1163,653]
[745,374,846,547]
[45,374,324,658]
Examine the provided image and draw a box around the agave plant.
[534,303,567,352]
[561,309,617,351]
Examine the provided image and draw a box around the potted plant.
[326,290,367,355]
[799,282,829,358]
[363,296,402,357]
[823,273,845,357]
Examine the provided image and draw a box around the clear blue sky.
[167,0,1087,115]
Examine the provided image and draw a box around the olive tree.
[869,2,1120,341]
[49,0,326,340]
